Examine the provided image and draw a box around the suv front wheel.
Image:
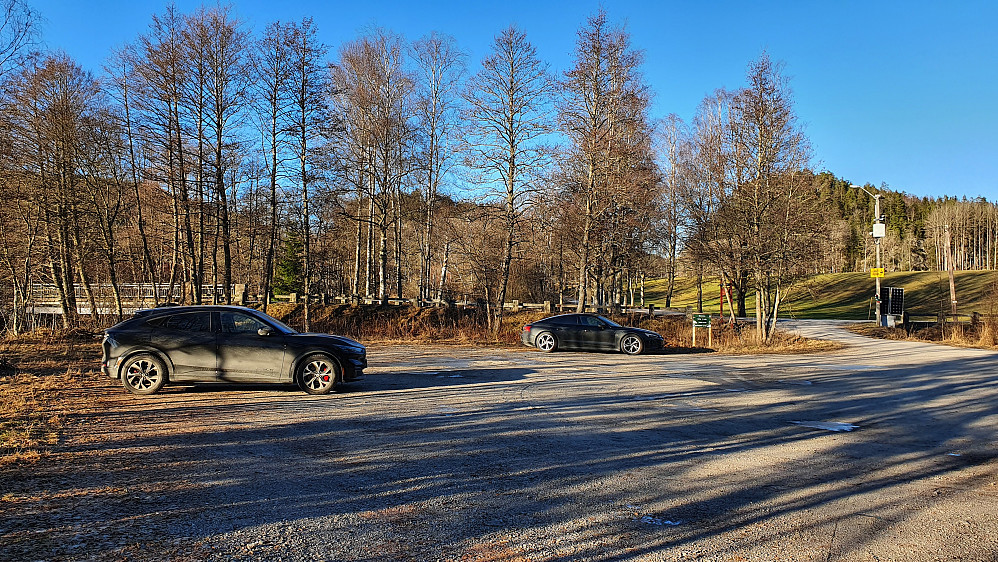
[297,354,339,395]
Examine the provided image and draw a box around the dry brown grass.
[266,303,527,345]
[0,373,61,464]
[622,314,841,354]
[850,322,998,350]
[0,330,99,466]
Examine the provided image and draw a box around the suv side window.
[220,312,267,335]
[157,312,213,332]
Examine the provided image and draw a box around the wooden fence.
[25,283,690,317]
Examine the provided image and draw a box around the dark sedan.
[101,305,366,395]
[520,313,664,355]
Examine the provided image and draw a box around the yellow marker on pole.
[870,268,885,278]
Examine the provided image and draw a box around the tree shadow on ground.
[3,340,998,560]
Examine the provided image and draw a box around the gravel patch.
[2,321,998,560]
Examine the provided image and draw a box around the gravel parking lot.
[2,320,998,561]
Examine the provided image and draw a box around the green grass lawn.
[642,271,998,320]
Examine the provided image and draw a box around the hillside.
[643,271,998,320]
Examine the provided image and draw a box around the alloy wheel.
[621,335,643,355]
[536,332,556,352]
[124,358,162,391]
[301,358,336,393]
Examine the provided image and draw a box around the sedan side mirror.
[258,327,273,337]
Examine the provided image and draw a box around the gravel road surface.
[2,320,997,561]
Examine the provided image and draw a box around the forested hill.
[646,271,998,320]
[810,173,996,275]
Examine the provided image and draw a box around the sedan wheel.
[620,334,644,355]
[298,354,339,395]
[121,354,166,395]
[535,332,557,353]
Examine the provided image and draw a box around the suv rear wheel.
[121,354,167,395]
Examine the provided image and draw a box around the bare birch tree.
[683,55,816,340]
[134,6,195,302]
[77,105,131,319]
[729,54,816,341]
[189,6,250,304]
[250,21,293,312]
[462,25,553,329]
[106,48,159,303]
[334,30,415,304]
[285,17,329,330]
[559,10,651,312]
[0,0,36,79]
[5,55,102,325]
[328,45,374,299]
[412,32,465,302]
[681,88,752,318]
[0,146,42,332]
[654,114,687,307]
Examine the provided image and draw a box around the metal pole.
[719,283,724,318]
[874,194,882,327]
[944,224,958,322]
[851,185,886,327]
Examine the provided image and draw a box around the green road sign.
[693,314,711,328]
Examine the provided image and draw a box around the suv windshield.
[263,315,297,334]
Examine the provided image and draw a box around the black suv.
[101,305,366,395]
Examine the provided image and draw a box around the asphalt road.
[3,320,997,561]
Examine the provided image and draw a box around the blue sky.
[30,0,998,200]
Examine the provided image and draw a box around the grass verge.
[849,320,998,350]
[643,271,998,320]
[0,330,98,466]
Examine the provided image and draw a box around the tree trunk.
[393,185,403,299]
[437,241,450,300]
[121,76,158,304]
[495,214,515,332]
[575,200,594,313]
[378,222,389,303]
[352,180,363,298]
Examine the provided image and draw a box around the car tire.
[121,354,167,395]
[297,353,339,395]
[535,332,557,353]
[620,334,644,355]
